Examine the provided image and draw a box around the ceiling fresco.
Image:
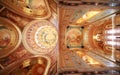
[59,7,119,26]
[9,56,51,75]
[59,1,120,74]
[0,0,58,75]
[0,0,120,75]
[22,20,58,55]
[0,17,21,59]
[0,0,51,19]
[66,25,84,48]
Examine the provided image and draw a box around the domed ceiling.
[0,0,58,74]
[0,0,120,75]
[22,20,58,55]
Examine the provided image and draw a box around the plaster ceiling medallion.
[22,20,58,55]
[0,17,21,58]
[0,0,51,19]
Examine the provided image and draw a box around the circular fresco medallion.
[0,17,21,58]
[22,20,58,55]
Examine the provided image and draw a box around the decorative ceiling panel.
[0,0,51,19]
[59,6,119,26]
[66,26,84,48]
[9,56,51,75]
